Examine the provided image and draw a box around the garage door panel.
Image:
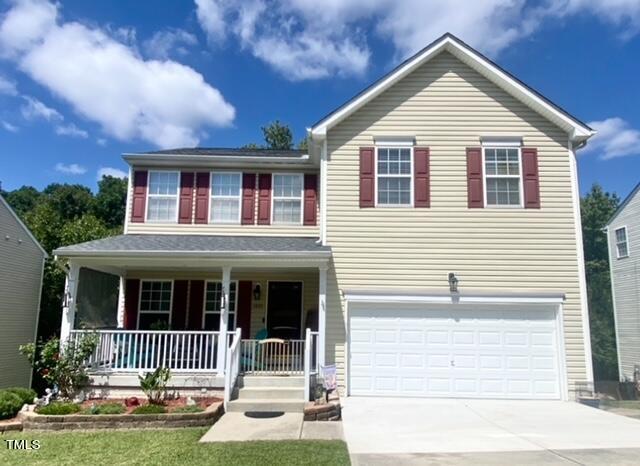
[349,303,561,399]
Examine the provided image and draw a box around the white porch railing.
[304,329,320,401]
[224,328,242,410]
[240,338,306,375]
[69,330,221,373]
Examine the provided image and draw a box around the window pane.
[138,314,169,330]
[148,198,176,221]
[211,173,241,197]
[273,199,301,223]
[615,228,627,242]
[378,176,411,205]
[204,282,237,315]
[486,177,520,206]
[149,172,178,195]
[273,174,302,198]
[212,199,240,222]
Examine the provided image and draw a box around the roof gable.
[0,195,47,257]
[607,182,640,226]
[310,33,594,143]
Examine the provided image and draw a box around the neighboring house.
[54,34,595,406]
[606,183,640,381]
[0,195,46,388]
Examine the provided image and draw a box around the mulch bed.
[80,396,222,414]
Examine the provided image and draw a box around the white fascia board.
[54,249,331,259]
[344,289,565,305]
[122,153,315,168]
[311,35,594,143]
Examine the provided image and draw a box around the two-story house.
[606,183,640,382]
[54,34,595,408]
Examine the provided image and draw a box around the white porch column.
[318,264,327,368]
[116,275,126,329]
[60,262,80,345]
[217,266,232,372]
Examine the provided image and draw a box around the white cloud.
[0,0,235,148]
[581,117,640,160]
[96,137,107,146]
[55,122,88,138]
[195,0,640,80]
[0,74,17,95]
[143,28,197,59]
[97,166,127,180]
[20,95,62,121]
[55,162,87,175]
[1,120,18,132]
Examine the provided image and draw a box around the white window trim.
[482,146,524,209]
[209,171,242,224]
[137,279,173,329]
[202,280,239,330]
[271,173,304,225]
[145,170,180,223]
[375,145,414,207]
[615,226,630,259]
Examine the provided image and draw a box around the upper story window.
[203,281,238,330]
[484,147,522,207]
[376,147,413,206]
[272,174,303,224]
[147,171,179,222]
[615,226,629,258]
[210,172,242,224]
[138,280,172,330]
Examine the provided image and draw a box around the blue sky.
[0,0,639,200]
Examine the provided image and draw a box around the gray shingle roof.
[137,148,306,158]
[54,234,330,256]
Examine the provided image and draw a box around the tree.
[43,183,94,221]
[4,186,41,217]
[580,183,620,381]
[92,175,128,230]
[298,135,310,151]
[262,120,293,150]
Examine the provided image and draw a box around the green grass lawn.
[0,428,350,466]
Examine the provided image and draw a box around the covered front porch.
[53,235,330,399]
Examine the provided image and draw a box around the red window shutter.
[359,147,375,208]
[257,174,272,225]
[522,147,541,209]
[124,279,140,330]
[414,147,430,207]
[466,147,484,208]
[303,174,318,225]
[194,172,210,224]
[131,171,148,222]
[188,280,205,330]
[241,173,256,225]
[237,281,253,339]
[172,280,189,330]
[178,172,194,224]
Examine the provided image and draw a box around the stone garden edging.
[21,402,223,431]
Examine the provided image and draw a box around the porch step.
[237,375,305,388]
[236,386,305,400]
[226,399,305,413]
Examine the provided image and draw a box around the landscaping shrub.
[171,405,204,414]
[36,401,81,415]
[132,404,167,415]
[138,367,171,404]
[84,402,126,415]
[5,387,37,406]
[20,333,99,399]
[0,391,23,420]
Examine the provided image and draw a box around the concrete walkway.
[199,412,343,442]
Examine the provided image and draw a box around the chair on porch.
[240,328,268,373]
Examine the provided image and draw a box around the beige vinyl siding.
[0,201,45,388]
[608,190,640,380]
[324,51,588,392]
[127,269,319,338]
[126,168,320,237]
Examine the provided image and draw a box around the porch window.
[147,171,179,222]
[138,280,172,330]
[203,281,237,330]
[210,172,242,223]
[272,174,303,224]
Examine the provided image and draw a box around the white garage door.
[348,303,562,399]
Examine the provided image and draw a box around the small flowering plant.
[20,334,98,400]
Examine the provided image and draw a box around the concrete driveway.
[343,397,640,463]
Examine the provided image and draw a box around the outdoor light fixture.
[448,273,459,293]
[253,283,261,301]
